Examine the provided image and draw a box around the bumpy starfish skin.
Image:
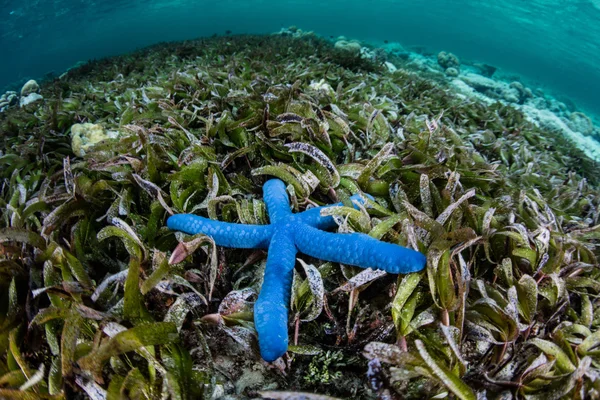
[167,178,426,361]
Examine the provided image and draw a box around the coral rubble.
[70,122,120,156]
[437,50,460,70]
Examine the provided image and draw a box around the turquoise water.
[2,0,600,116]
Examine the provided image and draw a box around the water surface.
[1,0,599,116]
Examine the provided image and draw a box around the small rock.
[568,112,594,135]
[7,92,18,106]
[547,100,569,117]
[0,91,18,112]
[508,81,533,104]
[503,89,520,103]
[445,67,459,77]
[385,61,398,73]
[334,40,362,55]
[70,123,120,157]
[309,79,335,97]
[558,102,568,113]
[437,51,460,70]
[20,93,43,107]
[547,99,565,114]
[509,81,524,92]
[20,79,40,97]
[360,47,375,60]
[460,73,499,93]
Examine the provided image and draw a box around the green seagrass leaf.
[124,256,144,320]
[77,322,178,382]
[415,340,476,400]
[357,142,394,190]
[0,228,46,251]
[516,274,538,324]
[391,273,422,332]
[528,338,576,373]
[251,164,308,198]
[297,259,325,322]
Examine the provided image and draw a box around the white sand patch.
[450,69,600,162]
[519,105,600,161]
[449,78,495,105]
[447,72,600,162]
[406,53,444,75]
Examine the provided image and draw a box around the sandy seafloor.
[3,27,600,163]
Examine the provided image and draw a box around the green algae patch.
[0,33,599,399]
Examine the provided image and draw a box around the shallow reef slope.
[0,35,599,399]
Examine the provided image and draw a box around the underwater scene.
[1,0,600,399]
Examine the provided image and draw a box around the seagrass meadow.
[1,34,600,399]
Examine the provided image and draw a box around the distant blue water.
[1,0,600,117]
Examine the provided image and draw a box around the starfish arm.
[167,214,273,249]
[294,224,426,274]
[263,179,292,224]
[296,206,338,230]
[297,193,375,229]
[254,230,297,362]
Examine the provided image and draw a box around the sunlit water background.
[2,0,600,118]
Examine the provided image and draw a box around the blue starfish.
[167,178,426,361]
